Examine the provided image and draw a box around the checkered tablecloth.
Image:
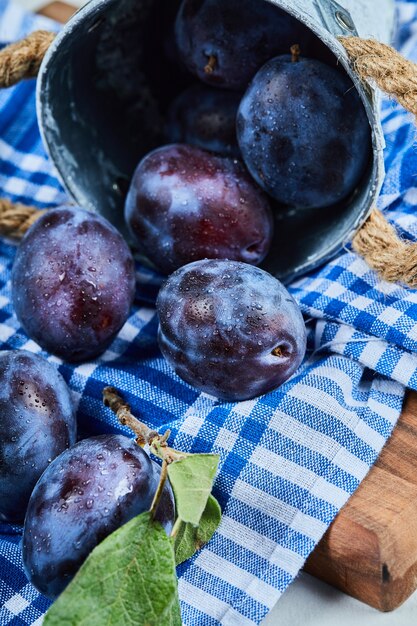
[1,1,417,625]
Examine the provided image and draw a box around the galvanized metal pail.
[37,0,395,282]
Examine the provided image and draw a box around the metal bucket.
[36,0,395,282]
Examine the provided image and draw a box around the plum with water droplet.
[0,350,76,523]
[11,206,136,361]
[22,434,175,599]
[157,259,307,400]
[236,53,371,209]
[124,144,273,274]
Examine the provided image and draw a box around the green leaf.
[167,453,219,526]
[44,512,181,626]
[174,495,222,565]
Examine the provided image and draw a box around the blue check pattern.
[0,1,416,624]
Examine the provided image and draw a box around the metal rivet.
[335,10,355,32]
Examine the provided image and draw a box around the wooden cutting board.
[36,2,417,613]
[306,390,417,611]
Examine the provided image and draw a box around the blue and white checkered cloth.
[1,1,417,624]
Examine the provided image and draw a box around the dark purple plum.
[125,144,273,274]
[166,84,241,157]
[22,434,175,599]
[11,207,136,362]
[237,53,371,209]
[157,259,306,401]
[0,350,75,524]
[175,0,315,90]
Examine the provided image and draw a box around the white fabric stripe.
[268,410,368,481]
[3,593,29,615]
[218,516,305,577]
[368,396,402,424]
[0,139,53,175]
[33,185,63,204]
[232,480,327,540]
[136,307,155,323]
[309,476,350,509]
[74,362,99,379]
[0,325,16,343]
[306,364,374,408]
[0,139,53,176]
[383,111,413,134]
[0,3,25,41]
[196,551,275,607]
[330,448,370,481]
[349,342,417,388]
[378,192,401,210]
[177,393,216,438]
[117,321,141,342]
[178,580,230,621]
[0,175,63,205]
[233,398,258,418]
[288,384,382,452]
[392,351,417,383]
[221,607,256,626]
[357,340,388,369]
[251,447,349,509]
[354,420,386,451]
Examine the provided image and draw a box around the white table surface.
[262,572,417,626]
[8,0,416,624]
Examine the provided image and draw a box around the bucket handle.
[0,32,417,287]
[0,31,55,88]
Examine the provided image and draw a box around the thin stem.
[150,460,168,520]
[103,387,186,463]
[170,516,183,539]
[150,437,186,464]
[291,44,301,63]
[204,54,217,74]
[103,386,153,446]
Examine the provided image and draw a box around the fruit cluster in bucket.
[125,0,371,275]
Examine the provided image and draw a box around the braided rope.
[0,199,45,239]
[0,30,55,88]
[339,37,417,286]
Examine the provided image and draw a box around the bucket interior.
[38,0,375,283]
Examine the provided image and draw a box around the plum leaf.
[43,512,181,626]
[174,494,222,565]
[167,453,219,526]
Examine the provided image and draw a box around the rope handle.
[0,30,55,88]
[1,31,417,287]
[0,199,45,238]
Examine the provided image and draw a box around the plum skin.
[0,350,76,523]
[175,0,315,90]
[237,55,372,209]
[125,144,273,274]
[157,259,307,401]
[165,84,241,157]
[11,206,136,362]
[22,434,175,599]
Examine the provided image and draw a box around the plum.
[22,434,175,599]
[157,259,307,400]
[125,144,273,274]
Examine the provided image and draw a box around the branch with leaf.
[43,387,221,626]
